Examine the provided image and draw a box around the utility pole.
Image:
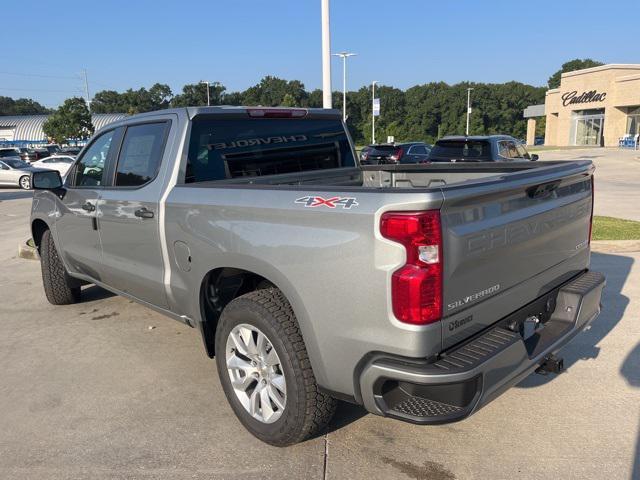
[466,87,474,136]
[82,69,91,111]
[321,0,332,108]
[332,52,356,122]
[372,80,378,144]
[200,80,211,106]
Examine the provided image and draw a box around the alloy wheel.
[225,323,287,424]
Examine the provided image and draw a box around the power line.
[0,70,80,80]
[0,87,81,93]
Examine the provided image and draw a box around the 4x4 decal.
[295,196,359,209]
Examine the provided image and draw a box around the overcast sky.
[2,0,639,107]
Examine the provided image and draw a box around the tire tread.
[40,229,80,305]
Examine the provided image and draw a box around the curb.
[591,240,640,253]
[18,239,39,261]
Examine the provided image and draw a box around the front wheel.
[40,229,81,305]
[19,175,30,190]
[215,288,336,446]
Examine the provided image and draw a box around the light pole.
[372,80,378,144]
[200,81,222,106]
[321,0,332,108]
[466,87,474,136]
[200,80,211,106]
[332,52,356,122]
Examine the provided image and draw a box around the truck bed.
[200,161,585,191]
[169,158,594,391]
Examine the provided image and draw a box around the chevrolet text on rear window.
[30,106,604,446]
[186,117,356,182]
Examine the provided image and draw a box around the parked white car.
[0,158,51,189]
[31,155,76,176]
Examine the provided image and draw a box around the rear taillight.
[380,210,442,325]
[588,176,594,244]
[389,148,404,162]
[246,108,307,118]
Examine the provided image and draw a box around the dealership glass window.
[626,106,640,136]
[570,109,605,146]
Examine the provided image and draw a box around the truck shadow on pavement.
[517,251,632,389]
[324,401,368,435]
[621,342,640,480]
[80,285,116,302]
[517,251,639,477]
[0,189,33,201]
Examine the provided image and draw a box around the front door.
[97,120,171,308]
[56,129,117,281]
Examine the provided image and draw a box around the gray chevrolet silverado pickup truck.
[30,107,605,446]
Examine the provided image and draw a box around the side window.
[515,144,530,159]
[411,146,427,155]
[498,141,509,157]
[499,141,519,159]
[114,123,167,187]
[72,130,115,187]
[508,142,520,158]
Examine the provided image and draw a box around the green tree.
[91,90,123,113]
[0,96,50,115]
[548,59,604,89]
[241,76,308,107]
[42,97,94,144]
[91,83,173,114]
[171,82,226,107]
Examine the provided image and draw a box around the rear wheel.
[40,229,81,305]
[215,288,336,446]
[19,175,30,190]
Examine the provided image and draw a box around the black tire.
[40,229,81,305]
[19,175,30,190]
[215,288,336,446]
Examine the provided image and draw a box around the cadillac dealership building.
[525,64,640,146]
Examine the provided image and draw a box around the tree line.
[87,77,546,144]
[2,59,601,144]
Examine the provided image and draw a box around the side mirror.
[32,170,63,190]
[530,154,539,161]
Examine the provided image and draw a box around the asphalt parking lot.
[539,147,640,222]
[0,148,639,479]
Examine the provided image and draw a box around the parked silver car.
[0,158,49,189]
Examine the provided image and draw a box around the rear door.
[439,162,594,346]
[97,119,172,308]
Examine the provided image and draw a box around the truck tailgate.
[439,161,594,348]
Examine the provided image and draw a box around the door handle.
[134,207,154,219]
[81,201,95,212]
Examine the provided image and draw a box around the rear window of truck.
[185,118,356,183]
[429,140,492,162]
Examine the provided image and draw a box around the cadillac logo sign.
[561,90,607,107]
